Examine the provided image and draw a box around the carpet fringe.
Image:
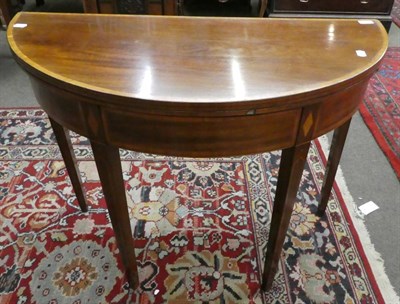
[318,135,400,303]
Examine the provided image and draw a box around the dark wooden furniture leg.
[262,142,310,291]
[0,0,13,26]
[90,140,139,289]
[259,0,267,17]
[317,119,352,216]
[82,0,99,13]
[49,117,88,212]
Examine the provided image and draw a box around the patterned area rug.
[0,109,388,303]
[392,0,400,28]
[359,47,400,179]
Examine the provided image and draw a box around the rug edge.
[392,5,400,28]
[317,135,400,303]
[358,103,400,180]
[393,18,400,29]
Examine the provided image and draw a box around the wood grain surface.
[8,13,387,110]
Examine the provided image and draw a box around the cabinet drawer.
[272,0,394,14]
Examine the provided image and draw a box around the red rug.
[0,109,390,303]
[359,47,400,179]
[392,0,400,28]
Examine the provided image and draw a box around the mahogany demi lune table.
[7,12,387,291]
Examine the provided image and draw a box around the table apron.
[29,76,368,157]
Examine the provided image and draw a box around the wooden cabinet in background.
[267,0,395,31]
[83,0,177,15]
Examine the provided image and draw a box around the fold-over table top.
[8,13,387,110]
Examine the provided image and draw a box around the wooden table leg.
[49,117,88,212]
[90,140,139,289]
[317,119,352,216]
[262,142,310,291]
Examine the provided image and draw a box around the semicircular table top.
[7,13,387,110]
[7,12,388,293]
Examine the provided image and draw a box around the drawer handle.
[360,0,368,3]
[300,0,309,2]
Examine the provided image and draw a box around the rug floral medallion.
[0,109,383,303]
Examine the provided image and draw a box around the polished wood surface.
[7,12,388,291]
[8,14,386,106]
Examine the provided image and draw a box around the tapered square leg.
[262,142,310,291]
[49,117,88,212]
[317,119,351,216]
[90,140,139,289]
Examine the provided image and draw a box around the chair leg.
[262,142,310,291]
[317,119,352,216]
[259,0,267,17]
[49,117,88,212]
[176,0,185,15]
[82,0,99,13]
